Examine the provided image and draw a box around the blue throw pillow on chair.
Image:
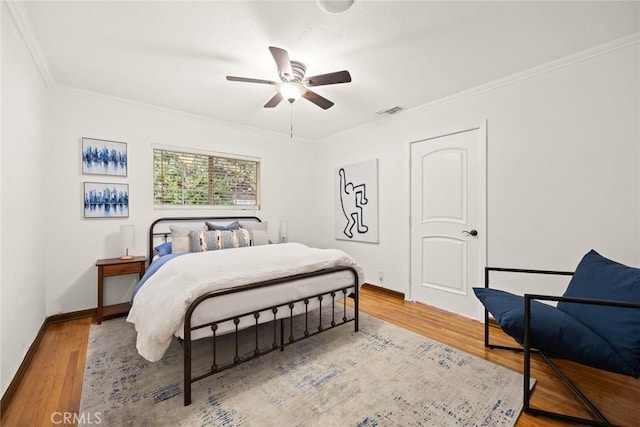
[558,250,640,377]
[473,287,633,376]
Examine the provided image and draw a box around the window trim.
[152,144,261,210]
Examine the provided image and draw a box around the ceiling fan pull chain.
[290,103,294,139]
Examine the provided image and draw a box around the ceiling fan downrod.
[290,102,294,139]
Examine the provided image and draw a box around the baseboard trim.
[47,308,97,324]
[362,283,405,300]
[0,318,48,414]
[0,307,97,413]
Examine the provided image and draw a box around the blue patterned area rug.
[79,312,529,426]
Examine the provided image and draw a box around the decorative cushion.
[169,224,206,253]
[220,229,251,249]
[473,287,634,376]
[558,250,640,377]
[154,242,172,257]
[239,221,269,245]
[191,229,252,251]
[205,221,241,231]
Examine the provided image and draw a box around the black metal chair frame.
[483,267,640,427]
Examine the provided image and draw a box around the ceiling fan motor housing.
[283,61,306,82]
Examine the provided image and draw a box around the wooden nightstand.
[95,256,146,324]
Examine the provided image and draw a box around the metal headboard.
[148,216,262,260]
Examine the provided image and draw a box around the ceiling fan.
[226,46,352,110]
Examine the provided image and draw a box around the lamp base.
[120,255,134,260]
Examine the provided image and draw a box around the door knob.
[462,229,478,237]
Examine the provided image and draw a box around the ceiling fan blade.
[226,76,277,85]
[302,89,334,110]
[304,70,352,87]
[264,93,283,108]
[269,46,294,80]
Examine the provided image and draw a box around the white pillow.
[239,221,269,245]
[169,224,206,253]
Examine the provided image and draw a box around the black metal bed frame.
[147,217,359,407]
[483,267,640,427]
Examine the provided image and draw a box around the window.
[153,147,260,208]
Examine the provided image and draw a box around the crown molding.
[321,31,640,141]
[50,84,310,141]
[5,0,56,89]
[399,31,640,120]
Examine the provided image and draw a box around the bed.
[126,216,364,406]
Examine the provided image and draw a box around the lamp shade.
[120,224,135,259]
[279,220,289,243]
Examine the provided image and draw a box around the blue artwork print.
[82,137,127,176]
[335,159,379,243]
[84,183,129,218]
[338,168,369,238]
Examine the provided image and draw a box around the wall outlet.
[378,270,384,282]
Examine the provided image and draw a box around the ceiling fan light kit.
[279,82,305,103]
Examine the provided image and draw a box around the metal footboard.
[183,266,360,406]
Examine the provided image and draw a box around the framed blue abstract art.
[82,137,128,177]
[84,182,129,218]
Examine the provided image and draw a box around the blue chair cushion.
[473,287,634,376]
[558,250,640,377]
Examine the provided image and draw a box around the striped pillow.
[191,229,252,251]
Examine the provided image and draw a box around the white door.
[410,124,486,319]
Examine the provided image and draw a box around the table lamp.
[279,220,289,243]
[120,224,135,260]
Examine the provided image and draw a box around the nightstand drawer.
[103,262,143,276]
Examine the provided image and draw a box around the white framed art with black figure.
[334,159,379,243]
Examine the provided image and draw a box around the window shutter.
[153,148,260,208]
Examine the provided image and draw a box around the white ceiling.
[15,1,640,140]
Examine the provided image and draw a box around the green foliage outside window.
[153,148,260,207]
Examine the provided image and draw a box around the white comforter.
[127,242,364,362]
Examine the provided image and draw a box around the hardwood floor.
[2,287,638,426]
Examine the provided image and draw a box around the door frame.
[407,120,488,319]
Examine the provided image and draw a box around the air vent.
[376,106,403,115]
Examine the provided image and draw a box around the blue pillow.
[154,241,172,257]
[205,221,241,231]
[558,250,640,377]
[473,287,634,376]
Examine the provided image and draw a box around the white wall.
[1,2,50,395]
[311,43,640,303]
[45,92,317,314]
